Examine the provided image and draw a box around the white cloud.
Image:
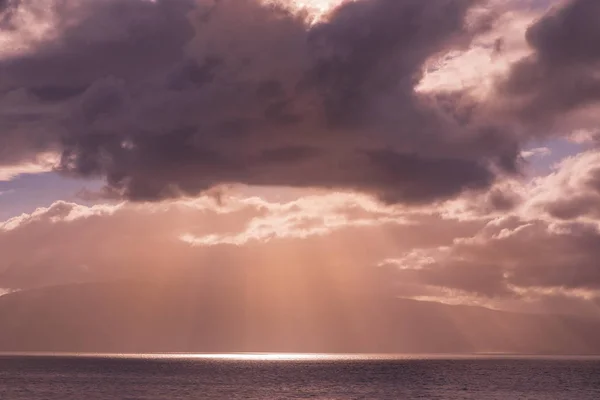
[180,192,409,246]
[0,152,60,181]
[567,129,600,144]
[521,147,551,159]
[417,6,538,98]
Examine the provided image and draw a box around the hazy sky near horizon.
[2,0,600,318]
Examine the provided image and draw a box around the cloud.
[521,146,551,159]
[0,190,484,291]
[0,152,59,181]
[394,217,600,299]
[3,146,600,315]
[179,192,409,245]
[568,129,600,144]
[384,150,600,310]
[417,0,600,147]
[497,0,600,126]
[0,0,522,204]
[525,150,600,220]
[417,1,539,98]
[2,148,600,316]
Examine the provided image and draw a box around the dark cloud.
[304,0,475,127]
[498,0,600,123]
[485,187,520,212]
[0,0,19,29]
[0,0,521,203]
[361,149,496,203]
[2,0,195,87]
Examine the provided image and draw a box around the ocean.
[1,354,600,399]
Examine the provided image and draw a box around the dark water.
[1,354,600,399]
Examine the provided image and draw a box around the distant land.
[0,281,599,355]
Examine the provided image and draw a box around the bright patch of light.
[521,147,552,159]
[179,192,407,246]
[0,5,58,58]
[508,285,600,302]
[417,10,536,98]
[185,353,331,361]
[0,152,60,182]
[264,0,350,21]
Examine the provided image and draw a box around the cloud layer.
[0,0,526,203]
[3,146,600,316]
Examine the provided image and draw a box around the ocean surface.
[1,354,600,399]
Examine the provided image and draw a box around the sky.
[2,0,600,322]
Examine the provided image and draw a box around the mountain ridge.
[1,280,599,355]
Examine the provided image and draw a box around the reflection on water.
[3,352,600,361]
